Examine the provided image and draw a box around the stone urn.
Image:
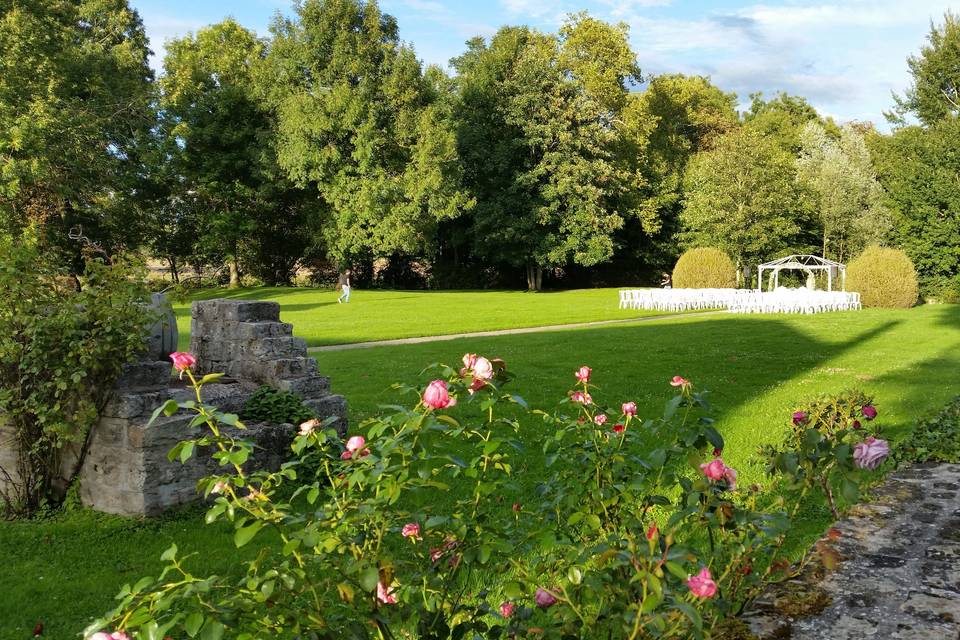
[145,293,179,361]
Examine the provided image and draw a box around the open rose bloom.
[853,436,889,470]
[700,457,737,490]
[687,567,717,598]
[423,379,457,409]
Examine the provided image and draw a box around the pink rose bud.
[468,377,485,395]
[346,435,365,452]
[612,423,625,434]
[429,547,443,563]
[862,405,877,420]
[712,448,723,457]
[169,351,196,377]
[535,587,558,608]
[686,567,717,598]
[423,380,457,409]
[851,419,862,430]
[670,375,690,388]
[575,366,592,383]
[571,391,592,405]
[90,634,113,640]
[853,436,889,470]
[621,401,637,416]
[376,580,398,605]
[401,522,421,540]
[211,480,228,495]
[594,414,608,426]
[299,418,320,436]
[792,411,808,426]
[340,450,352,460]
[111,634,131,640]
[499,601,515,617]
[646,524,658,541]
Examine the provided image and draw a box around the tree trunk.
[535,266,543,291]
[169,257,179,284]
[228,257,240,288]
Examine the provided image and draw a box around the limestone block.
[115,361,171,390]
[236,322,293,339]
[275,376,330,399]
[302,394,348,435]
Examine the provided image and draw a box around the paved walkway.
[307,310,722,352]
[745,462,960,639]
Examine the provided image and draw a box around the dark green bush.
[241,386,314,425]
[846,245,919,308]
[672,247,737,289]
[0,241,150,517]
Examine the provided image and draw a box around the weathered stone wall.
[1,298,348,517]
[744,462,960,639]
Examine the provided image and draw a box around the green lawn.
[3,303,959,638]
[172,286,669,348]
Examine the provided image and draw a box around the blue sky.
[132,0,955,130]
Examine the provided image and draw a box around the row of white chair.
[618,288,861,314]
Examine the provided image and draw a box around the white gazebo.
[756,254,846,292]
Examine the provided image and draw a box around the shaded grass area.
[172,286,668,349]
[2,305,958,638]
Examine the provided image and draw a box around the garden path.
[307,310,722,352]
[745,463,960,639]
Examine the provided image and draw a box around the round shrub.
[672,247,737,289]
[846,245,919,308]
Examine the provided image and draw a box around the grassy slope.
[3,304,958,638]
[172,287,667,348]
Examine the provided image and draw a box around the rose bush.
[84,358,892,639]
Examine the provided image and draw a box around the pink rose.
[211,480,228,495]
[401,522,421,540]
[862,405,878,420]
[299,418,320,436]
[612,423,625,434]
[376,579,398,605]
[594,414,607,426]
[687,567,717,598]
[423,380,457,409]
[853,436,889,470]
[575,366,592,383]
[571,391,592,405]
[535,587,558,608]
[346,435,365,452]
[169,351,196,377]
[472,356,494,381]
[621,401,637,416]
[90,634,113,640]
[429,547,443,562]
[462,353,478,369]
[700,458,727,481]
[722,465,738,491]
[646,524,658,541]
[499,601,515,617]
[670,375,690,388]
[111,634,131,640]
[792,411,807,426]
[468,377,485,395]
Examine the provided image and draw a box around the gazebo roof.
[758,254,844,270]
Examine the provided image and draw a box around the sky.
[131,0,955,130]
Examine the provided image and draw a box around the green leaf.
[359,567,379,592]
[185,612,204,637]
[840,477,860,504]
[150,398,180,425]
[160,544,178,563]
[200,620,225,640]
[234,521,265,548]
[199,372,225,385]
[179,441,195,464]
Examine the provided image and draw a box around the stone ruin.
[1,298,347,517]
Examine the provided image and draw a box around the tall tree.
[259,0,471,271]
[797,122,892,261]
[450,14,644,289]
[159,19,313,286]
[744,92,825,154]
[891,11,960,126]
[870,119,960,296]
[0,0,154,267]
[624,74,739,267]
[681,127,809,283]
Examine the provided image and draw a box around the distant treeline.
[1,2,958,296]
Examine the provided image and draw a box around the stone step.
[302,394,348,435]
[236,321,293,339]
[238,336,307,360]
[114,361,171,390]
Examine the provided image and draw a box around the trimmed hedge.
[846,245,919,308]
[672,247,737,289]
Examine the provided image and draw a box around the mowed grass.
[172,287,670,348]
[2,304,958,638]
